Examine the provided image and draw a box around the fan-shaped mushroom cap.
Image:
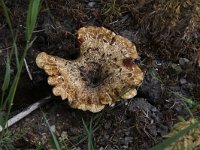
[36,26,144,112]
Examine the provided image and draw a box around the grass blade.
[2,53,11,92]
[0,0,14,36]
[0,1,19,70]
[82,118,96,150]
[14,42,19,70]
[173,92,194,118]
[43,113,61,150]
[5,0,41,107]
[151,121,199,150]
[1,0,41,130]
[26,0,41,42]
[0,53,10,108]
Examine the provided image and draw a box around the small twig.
[142,110,150,119]
[0,46,12,51]
[109,20,118,25]
[33,29,45,33]
[27,36,37,49]
[0,95,52,132]
[24,58,33,80]
[20,25,45,33]
[0,24,6,30]
[23,36,37,80]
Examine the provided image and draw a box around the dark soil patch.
[0,0,199,149]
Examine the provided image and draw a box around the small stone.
[50,125,56,133]
[124,101,129,106]
[88,2,96,8]
[72,147,81,150]
[122,145,129,149]
[99,147,104,150]
[60,131,68,141]
[180,78,187,85]
[121,14,129,23]
[179,58,189,66]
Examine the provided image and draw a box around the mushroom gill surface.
[36,26,144,112]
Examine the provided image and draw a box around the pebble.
[180,78,187,84]
[60,131,68,141]
[50,125,56,133]
[120,14,129,23]
[88,2,96,8]
[152,59,171,69]
[99,147,104,150]
[179,58,189,66]
[122,145,129,149]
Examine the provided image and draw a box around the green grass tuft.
[81,113,102,150]
[151,121,199,150]
[43,112,62,150]
[0,0,42,148]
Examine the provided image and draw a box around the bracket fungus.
[36,26,144,112]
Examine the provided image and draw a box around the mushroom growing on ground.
[36,26,144,112]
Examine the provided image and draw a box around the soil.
[0,0,199,150]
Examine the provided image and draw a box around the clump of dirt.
[128,98,167,149]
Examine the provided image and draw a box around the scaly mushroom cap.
[36,26,144,112]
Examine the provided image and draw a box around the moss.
[138,0,200,59]
[165,119,200,150]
